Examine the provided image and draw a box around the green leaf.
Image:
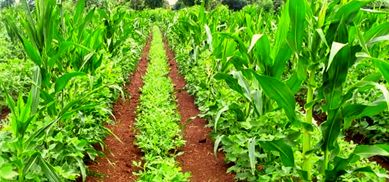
[0,164,18,180]
[214,106,228,132]
[344,81,389,112]
[31,66,41,115]
[327,42,347,71]
[232,71,252,101]
[273,4,290,58]
[39,156,60,182]
[22,39,42,66]
[321,108,342,152]
[251,90,263,116]
[254,35,272,66]
[288,0,306,52]
[5,93,16,119]
[373,58,389,82]
[253,73,296,121]
[373,83,389,111]
[248,34,263,53]
[23,152,40,176]
[214,73,244,96]
[219,32,248,56]
[248,138,256,175]
[26,117,61,148]
[343,99,387,128]
[76,158,86,182]
[204,24,213,52]
[326,155,359,181]
[55,72,86,93]
[333,1,369,22]
[352,166,376,175]
[74,0,86,23]
[272,4,292,78]
[323,43,354,110]
[367,34,389,45]
[326,143,389,181]
[286,72,304,94]
[259,139,295,167]
[272,43,292,78]
[214,135,224,157]
[92,55,103,72]
[364,22,389,42]
[316,28,329,48]
[354,144,389,158]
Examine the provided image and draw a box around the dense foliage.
[134,26,189,181]
[163,1,389,181]
[0,0,150,181]
[0,0,388,181]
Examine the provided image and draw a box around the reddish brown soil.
[297,95,389,171]
[345,131,389,171]
[297,95,388,172]
[0,107,9,120]
[86,35,152,182]
[295,94,327,125]
[371,156,389,171]
[163,38,235,182]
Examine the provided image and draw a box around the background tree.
[130,0,145,10]
[144,0,164,8]
[221,0,247,10]
[173,0,184,9]
[173,0,279,11]
[0,0,14,8]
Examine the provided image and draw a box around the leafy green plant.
[135,155,190,182]
[1,86,97,181]
[134,26,189,180]
[4,92,60,181]
[0,0,151,181]
[164,1,389,181]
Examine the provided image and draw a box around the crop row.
[162,1,389,181]
[133,26,190,181]
[0,0,150,181]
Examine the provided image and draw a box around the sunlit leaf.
[253,73,296,121]
[55,72,86,93]
[259,139,295,167]
[248,138,256,175]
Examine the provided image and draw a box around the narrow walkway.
[87,35,152,182]
[163,39,235,182]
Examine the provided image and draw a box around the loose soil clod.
[86,34,152,182]
[163,38,235,182]
[0,107,9,121]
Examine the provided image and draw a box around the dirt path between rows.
[163,38,235,182]
[86,34,152,182]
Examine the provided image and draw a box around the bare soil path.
[86,35,152,182]
[163,38,235,182]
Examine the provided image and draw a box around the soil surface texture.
[0,107,9,121]
[345,131,389,171]
[163,38,235,182]
[86,35,152,182]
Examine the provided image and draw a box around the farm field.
[0,0,388,181]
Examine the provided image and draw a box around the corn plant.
[0,0,150,180]
[2,0,110,118]
[164,1,389,181]
[5,92,60,181]
[282,0,389,180]
[2,85,97,181]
